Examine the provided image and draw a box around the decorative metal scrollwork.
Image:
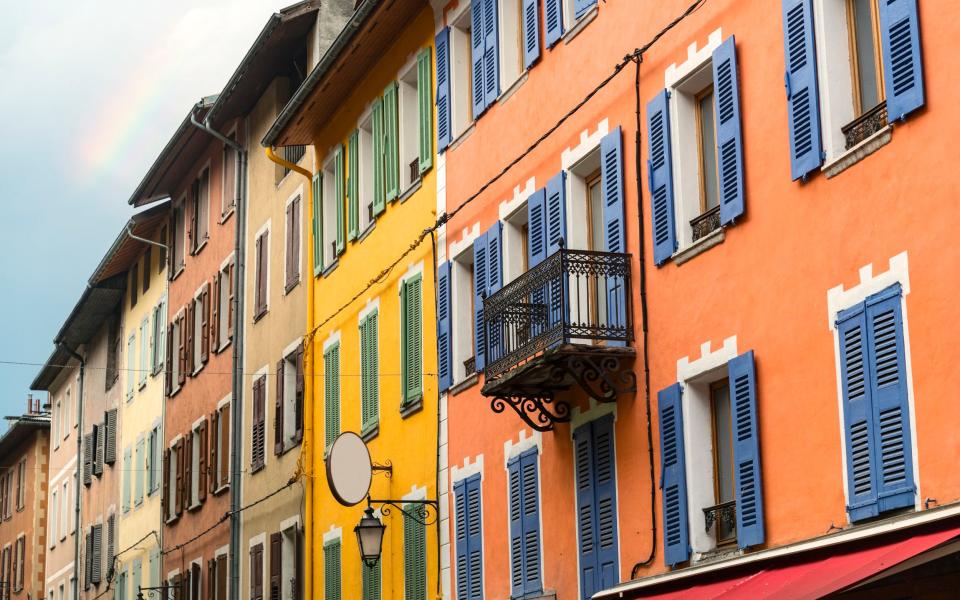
[491,393,573,432]
[369,499,439,527]
[555,353,637,403]
[703,500,737,534]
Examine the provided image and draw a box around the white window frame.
[61,479,69,541]
[221,126,240,220]
[281,338,303,450]
[450,227,480,385]
[193,161,212,253]
[217,254,234,352]
[357,111,375,235]
[192,286,205,374]
[126,332,136,401]
[248,533,267,600]
[398,58,421,193]
[139,317,149,389]
[167,438,180,523]
[498,0,524,89]
[321,154,338,269]
[279,516,301,600]
[216,395,231,490]
[53,399,60,450]
[49,490,58,548]
[254,221,271,318]
[284,190,303,293]
[449,3,475,140]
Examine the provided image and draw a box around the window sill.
[170,265,185,282]
[400,397,423,419]
[215,338,232,355]
[399,179,423,203]
[212,484,229,496]
[498,71,529,105]
[357,221,376,243]
[251,462,265,474]
[138,380,147,391]
[219,208,235,225]
[361,424,379,443]
[823,125,893,179]
[450,373,479,396]
[449,123,476,153]
[284,277,301,296]
[188,501,201,512]
[321,259,339,278]
[562,6,599,46]
[253,307,269,323]
[672,228,725,266]
[191,238,209,257]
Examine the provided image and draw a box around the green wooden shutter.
[371,98,386,216]
[384,82,400,201]
[334,145,345,255]
[313,173,323,276]
[417,47,433,173]
[362,560,381,600]
[403,511,426,600]
[324,343,341,449]
[122,447,131,512]
[323,539,341,600]
[361,312,379,434]
[134,438,144,506]
[348,130,360,241]
[401,276,423,407]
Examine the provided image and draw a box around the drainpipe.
[60,342,84,600]
[189,108,247,600]
[264,146,314,600]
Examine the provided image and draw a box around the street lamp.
[354,507,386,568]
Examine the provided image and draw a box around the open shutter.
[186,302,195,373]
[95,422,104,475]
[201,284,210,363]
[211,275,220,352]
[165,325,173,394]
[176,438,185,514]
[198,418,208,502]
[209,411,219,492]
[135,440,144,505]
[371,99,386,216]
[295,344,305,442]
[91,523,102,583]
[659,382,690,566]
[485,223,503,365]
[384,82,400,201]
[647,89,677,265]
[417,46,433,172]
[466,475,483,600]
[545,172,566,254]
[437,261,453,391]
[227,262,235,339]
[348,129,359,241]
[593,415,619,591]
[520,450,542,596]
[527,188,547,268]
[436,29,452,152]
[600,127,627,346]
[473,232,489,373]
[471,0,486,118]
[123,448,131,511]
[508,457,524,598]
[865,285,914,513]
[454,480,468,599]
[105,408,117,464]
[183,434,193,509]
[106,515,115,579]
[270,532,281,600]
[782,0,823,180]
[483,0,500,108]
[406,277,423,402]
[713,36,745,225]
[313,172,323,276]
[879,0,924,121]
[728,350,765,548]
[161,449,169,519]
[545,0,564,47]
[522,0,541,69]
[574,0,596,19]
[324,345,341,448]
[275,359,285,455]
[574,422,598,598]
[335,144,345,255]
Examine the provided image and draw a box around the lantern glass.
[354,508,385,567]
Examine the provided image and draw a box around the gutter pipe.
[60,342,85,600]
[189,108,248,600]
[263,146,315,600]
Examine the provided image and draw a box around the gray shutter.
[104,409,118,464]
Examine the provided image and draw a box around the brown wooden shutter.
[294,525,303,600]
[162,448,169,519]
[295,344,304,443]
[201,284,210,363]
[198,418,208,502]
[216,554,227,600]
[254,235,263,316]
[252,379,264,469]
[209,410,219,492]
[207,559,216,600]
[175,439,184,515]
[211,275,220,352]
[192,562,201,599]
[293,196,301,284]
[185,303,194,376]
[227,261,235,340]
[177,315,187,386]
[183,433,193,509]
[220,404,230,487]
[275,359,284,455]
[285,202,293,288]
[250,543,263,600]
[189,180,199,254]
[165,324,174,395]
[270,532,281,600]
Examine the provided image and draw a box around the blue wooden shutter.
[646,90,676,265]
[573,422,598,600]
[466,475,484,600]
[728,350,765,548]
[508,457,524,598]
[545,0,564,48]
[522,0,541,69]
[519,450,542,596]
[436,28,452,152]
[527,188,547,268]
[600,128,627,346]
[437,261,453,391]
[712,36,745,225]
[592,415,619,592]
[658,383,689,566]
[471,0,486,119]
[865,284,914,513]
[483,0,500,109]
[574,0,596,20]
[454,480,469,599]
[878,0,924,121]
[837,304,879,522]
[545,171,566,254]
[782,0,823,180]
[485,223,503,366]
[473,232,488,373]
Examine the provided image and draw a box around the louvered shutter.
[466,475,483,600]
[508,457,524,597]
[511,449,542,596]
[178,315,187,385]
[471,0,486,118]
[165,325,174,394]
[253,377,266,470]
[162,449,169,519]
[84,530,92,588]
[150,549,159,586]
[574,0,596,19]
[592,416,619,590]
[198,419,207,502]
[348,129,359,241]
[522,0,541,69]
[324,344,341,449]
[324,540,341,600]
[384,82,400,201]
[313,172,323,276]
[260,231,270,315]
[600,128,627,346]
[227,263,235,339]
[362,561,381,600]
[435,29,452,152]
[135,440,144,506]
[482,0,500,109]
[437,261,452,391]
[91,523,103,583]
[207,559,216,600]
[184,434,193,509]
[176,439,185,514]
[334,145,345,255]
[270,532,281,600]
[879,0,925,121]
[94,423,104,476]
[211,276,220,352]
[405,277,423,403]
[371,99,386,216]
[473,232,489,373]
[527,188,547,267]
[454,479,468,599]
[105,409,117,464]
[275,359,285,455]
[185,302,195,373]
[417,47,433,172]
[209,411,218,492]
[728,350,765,548]
[295,344,305,442]
[484,223,503,365]
[712,36,745,225]
[658,383,689,566]
[106,515,115,579]
[647,90,676,265]
[81,432,91,485]
[545,172,567,331]
[202,284,211,362]
[781,0,823,180]
[574,423,597,598]
[251,543,263,600]
[545,0,564,47]
[294,526,304,600]
[361,314,379,433]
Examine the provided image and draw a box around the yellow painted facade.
[305,6,440,598]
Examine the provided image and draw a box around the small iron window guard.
[842,101,888,150]
[703,500,737,542]
[690,205,721,243]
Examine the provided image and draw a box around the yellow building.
[263,0,440,598]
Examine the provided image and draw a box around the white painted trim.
[503,430,542,466]
[323,330,341,352]
[676,336,739,382]
[322,525,342,545]
[48,455,78,486]
[664,28,724,88]
[451,454,485,484]
[826,252,911,330]
[248,532,266,550]
[280,514,302,532]
[447,0,471,28]
[44,563,73,583]
[498,177,536,221]
[569,398,618,434]
[449,223,481,259]
[169,434,183,447]
[219,251,236,272]
[254,219,272,313]
[217,393,231,410]
[282,336,304,359]
[283,186,305,294]
[191,415,205,430]
[560,118,609,170]
[358,297,381,322]
[402,485,428,502]
[215,544,229,558]
[398,260,425,289]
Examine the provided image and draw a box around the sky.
[0,0,292,422]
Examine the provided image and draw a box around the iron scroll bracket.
[138,584,180,600]
[366,498,439,527]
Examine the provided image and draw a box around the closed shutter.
[185,302,195,373]
[838,304,877,519]
[209,411,219,492]
[295,343,305,443]
[184,434,193,509]
[83,434,92,486]
[162,449,169,519]
[417,46,433,172]
[105,408,117,464]
[508,457,523,595]
[573,423,597,599]
[251,543,263,600]
[436,261,452,391]
[879,0,924,120]
[253,377,266,470]
[781,0,823,180]
[91,523,103,584]
[600,127,627,345]
[454,475,483,600]
[712,36,746,225]
[471,0,485,118]
[362,561,381,600]
[454,480,468,599]
[270,532,281,600]
[217,554,228,600]
[574,0,596,19]
[473,232,489,373]
[647,89,677,265]
[276,359,285,455]
[348,129,360,241]
[527,187,547,268]
[84,530,92,588]
[371,99,386,216]
[227,260,235,340]
[323,540,341,600]
[208,559,216,600]
[132,559,141,598]
[324,344,341,449]
[313,172,324,276]
[211,275,220,352]
[658,382,690,566]
[383,83,400,201]
[403,510,426,600]
[257,232,269,316]
[291,201,301,287]
[593,416,618,591]
[335,145,345,255]
[361,312,379,433]
[198,419,207,502]
[508,449,542,598]
[482,0,500,109]
[522,0,541,69]
[178,315,187,385]
[435,29,452,152]
[135,440,144,506]
[201,283,210,363]
[545,0,564,47]
[728,351,765,548]
[401,276,423,404]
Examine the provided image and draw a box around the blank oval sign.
[325,432,372,506]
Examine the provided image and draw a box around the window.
[270,527,301,600]
[164,442,180,522]
[50,489,58,548]
[254,228,270,320]
[323,342,341,450]
[190,168,210,254]
[168,312,183,395]
[54,399,60,449]
[285,195,302,292]
[222,132,240,219]
[151,299,166,376]
[126,333,136,401]
[14,535,24,592]
[1,546,10,595]
[16,459,25,511]
[837,283,914,522]
[563,0,597,30]
[471,224,503,374]
[143,246,151,293]
[323,538,341,600]
[400,275,423,410]
[452,251,475,384]
[658,350,762,565]
[362,558,381,600]
[320,149,345,270]
[139,318,149,389]
[498,0,525,87]
[171,201,186,277]
[360,312,379,436]
[453,475,482,600]
[214,259,236,351]
[61,479,69,540]
[193,285,210,373]
[398,63,421,191]
[212,403,231,491]
[357,115,376,234]
[848,0,884,118]
[573,415,618,596]
[252,375,266,472]
[104,408,118,466]
[209,553,228,600]
[107,315,121,391]
[508,448,542,597]
[275,345,304,455]
[130,262,139,308]
[134,437,145,507]
[123,446,131,513]
[404,506,426,600]
[448,9,475,139]
[250,543,264,600]
[64,387,72,439]
[158,226,168,275]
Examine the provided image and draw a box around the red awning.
[625,525,960,600]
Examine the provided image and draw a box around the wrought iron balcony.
[480,248,636,431]
[703,500,737,546]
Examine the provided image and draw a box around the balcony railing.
[703,500,737,546]
[482,248,633,381]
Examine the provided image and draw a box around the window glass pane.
[852,0,881,112]
[712,382,734,503]
[588,178,604,252]
[698,89,719,211]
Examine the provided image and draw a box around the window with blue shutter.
[545,172,567,331]
[712,36,745,225]
[545,0,564,48]
[646,90,676,265]
[574,414,619,599]
[574,0,596,20]
[838,283,914,522]
[781,0,823,180]
[600,128,627,346]
[658,383,689,566]
[471,0,486,119]
[454,475,484,600]
[879,0,924,121]
[437,261,453,391]
[473,223,502,373]
[482,0,500,109]
[436,29,452,151]
[509,449,542,599]
[727,351,764,548]
[526,188,547,268]
[522,0,540,69]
